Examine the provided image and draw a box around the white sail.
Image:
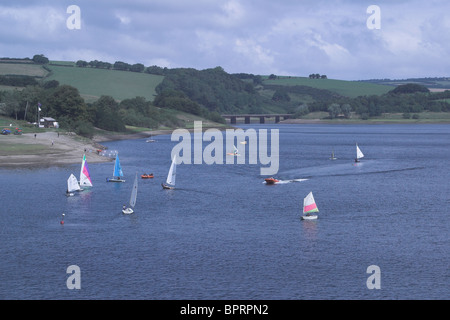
[67,174,81,192]
[356,144,364,159]
[79,154,93,187]
[166,156,177,186]
[129,173,138,208]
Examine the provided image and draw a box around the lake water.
[0,124,449,300]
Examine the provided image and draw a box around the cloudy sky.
[1,0,449,80]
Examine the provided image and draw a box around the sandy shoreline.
[0,131,113,168]
[0,127,214,169]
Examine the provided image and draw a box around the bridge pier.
[221,113,291,124]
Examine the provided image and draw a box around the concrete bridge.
[221,113,293,124]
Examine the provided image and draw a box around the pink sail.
[80,154,93,187]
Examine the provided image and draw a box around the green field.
[46,65,164,103]
[0,62,48,77]
[263,76,393,98]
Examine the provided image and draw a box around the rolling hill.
[45,64,164,103]
[0,59,395,104]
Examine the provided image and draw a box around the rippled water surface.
[1,124,449,299]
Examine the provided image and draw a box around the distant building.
[40,117,59,128]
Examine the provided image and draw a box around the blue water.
[0,124,449,300]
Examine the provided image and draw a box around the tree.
[93,95,126,131]
[341,103,352,118]
[328,103,341,119]
[46,85,88,122]
[130,63,145,73]
[114,61,130,71]
[76,60,88,67]
[272,89,290,102]
[389,83,430,94]
[32,54,49,64]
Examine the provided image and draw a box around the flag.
[38,102,41,112]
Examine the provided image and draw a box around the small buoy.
[60,220,64,225]
[60,213,65,225]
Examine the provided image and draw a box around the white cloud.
[0,5,66,40]
[216,0,245,27]
[0,0,448,79]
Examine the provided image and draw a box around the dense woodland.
[1,55,450,138]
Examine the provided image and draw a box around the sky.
[1,0,449,80]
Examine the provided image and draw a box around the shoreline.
[1,120,448,169]
[279,118,450,125]
[0,131,112,169]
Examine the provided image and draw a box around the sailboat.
[329,149,337,160]
[355,143,364,162]
[66,173,81,196]
[79,154,93,188]
[226,145,240,156]
[162,155,176,189]
[301,191,319,220]
[122,173,138,214]
[107,153,125,182]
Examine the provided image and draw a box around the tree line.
[306,84,450,119]
[0,82,183,138]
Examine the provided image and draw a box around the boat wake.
[280,160,424,180]
[262,178,309,184]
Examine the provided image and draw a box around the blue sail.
[114,154,123,177]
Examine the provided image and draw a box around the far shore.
[1,119,448,169]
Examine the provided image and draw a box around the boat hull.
[301,215,318,220]
[162,183,174,190]
[107,178,125,182]
[264,178,279,184]
[122,208,134,214]
[141,175,154,179]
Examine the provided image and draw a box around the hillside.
[262,76,392,98]
[360,77,450,92]
[46,64,164,103]
[1,57,449,127]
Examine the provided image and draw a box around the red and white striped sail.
[303,192,319,214]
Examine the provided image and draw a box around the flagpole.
[37,103,41,128]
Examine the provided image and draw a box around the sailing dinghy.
[79,154,93,188]
[226,145,240,156]
[122,173,138,214]
[162,156,176,189]
[66,173,81,196]
[301,191,319,220]
[329,149,337,160]
[355,143,364,162]
[107,154,125,182]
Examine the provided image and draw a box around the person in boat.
[123,204,127,210]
